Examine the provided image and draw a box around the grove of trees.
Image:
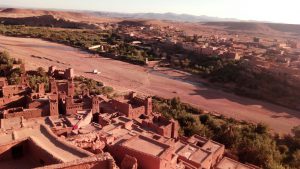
[153,96,300,169]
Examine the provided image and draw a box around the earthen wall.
[108,144,162,169]
[2,109,43,119]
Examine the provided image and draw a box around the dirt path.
[0,35,299,134]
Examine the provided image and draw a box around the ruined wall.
[2,85,24,98]
[2,109,43,119]
[110,100,130,116]
[108,144,162,169]
[0,98,11,107]
[128,106,144,119]
[0,97,20,108]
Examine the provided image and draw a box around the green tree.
[238,134,282,169]
[255,123,269,134]
[37,67,46,77]
[199,114,211,124]
[292,125,300,138]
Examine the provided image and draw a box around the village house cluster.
[87,22,300,86]
[0,63,260,169]
[88,22,300,88]
[118,23,298,65]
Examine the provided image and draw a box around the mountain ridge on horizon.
[0,6,242,23]
[87,11,241,23]
[1,7,298,26]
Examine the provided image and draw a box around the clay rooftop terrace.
[121,135,171,157]
[216,157,258,169]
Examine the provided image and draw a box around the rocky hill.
[205,22,300,35]
[0,15,98,29]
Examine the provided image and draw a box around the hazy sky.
[0,0,299,24]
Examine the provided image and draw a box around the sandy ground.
[0,35,299,134]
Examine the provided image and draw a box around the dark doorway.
[11,145,23,159]
[40,159,45,166]
[92,113,99,123]
[59,99,65,115]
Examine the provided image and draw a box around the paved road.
[0,35,299,134]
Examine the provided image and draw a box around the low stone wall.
[0,97,18,107]
[3,109,43,119]
[39,125,94,158]
[35,153,119,169]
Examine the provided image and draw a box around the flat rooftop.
[188,135,208,146]
[177,144,211,163]
[174,141,186,153]
[216,157,256,169]
[189,149,211,164]
[202,140,222,153]
[123,135,170,157]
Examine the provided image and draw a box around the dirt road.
[0,35,299,134]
